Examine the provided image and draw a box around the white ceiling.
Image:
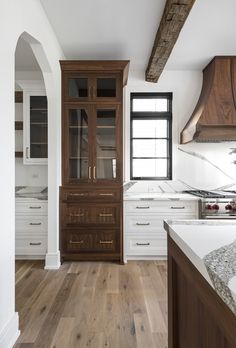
[15,0,236,74]
[40,0,166,71]
[166,0,236,70]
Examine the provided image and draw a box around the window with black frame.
[130,93,172,180]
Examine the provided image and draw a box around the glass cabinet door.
[29,95,48,159]
[67,107,91,181]
[96,78,117,98]
[68,77,89,99]
[94,107,119,181]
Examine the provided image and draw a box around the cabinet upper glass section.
[67,75,119,100]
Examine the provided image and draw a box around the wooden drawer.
[61,188,121,202]
[16,236,47,255]
[125,214,197,234]
[16,201,48,214]
[64,230,119,253]
[15,216,47,234]
[61,203,120,227]
[126,236,167,256]
[125,201,197,214]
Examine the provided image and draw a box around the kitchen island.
[164,220,236,348]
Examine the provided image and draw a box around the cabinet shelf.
[15,121,23,130]
[15,151,23,158]
[30,108,47,111]
[31,122,47,126]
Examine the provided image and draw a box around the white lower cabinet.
[15,200,47,259]
[124,199,198,260]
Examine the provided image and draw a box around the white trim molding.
[0,312,20,348]
[45,252,61,269]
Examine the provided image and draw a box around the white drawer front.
[125,201,197,214]
[125,214,197,234]
[15,216,47,233]
[15,236,47,255]
[16,202,47,214]
[126,236,167,256]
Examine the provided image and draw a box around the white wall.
[0,1,64,347]
[125,69,236,192]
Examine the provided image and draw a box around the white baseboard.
[15,255,45,260]
[126,255,167,261]
[0,312,20,348]
[45,252,61,269]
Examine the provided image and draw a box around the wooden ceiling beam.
[145,0,196,83]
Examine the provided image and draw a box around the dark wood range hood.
[180,56,236,143]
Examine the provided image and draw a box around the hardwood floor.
[14,260,167,348]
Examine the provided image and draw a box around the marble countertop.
[124,192,199,201]
[15,186,48,201]
[164,219,236,316]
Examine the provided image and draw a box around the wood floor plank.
[49,317,75,348]
[134,312,155,348]
[14,260,168,348]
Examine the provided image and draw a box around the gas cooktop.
[184,190,236,199]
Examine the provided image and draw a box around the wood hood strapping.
[180,56,236,143]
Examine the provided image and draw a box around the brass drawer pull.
[29,206,42,209]
[99,213,113,217]
[70,213,84,217]
[136,222,150,226]
[69,193,85,196]
[69,240,84,244]
[29,222,42,226]
[99,193,114,196]
[99,240,113,244]
[29,242,42,246]
[171,206,185,209]
[136,206,150,209]
[136,242,150,246]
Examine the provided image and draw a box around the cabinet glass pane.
[69,78,88,98]
[96,109,116,179]
[69,109,89,179]
[97,78,116,98]
[30,96,47,158]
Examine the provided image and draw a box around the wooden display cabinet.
[60,60,129,262]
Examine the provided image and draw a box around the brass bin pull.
[29,222,42,226]
[99,240,113,244]
[99,213,113,217]
[88,166,92,180]
[70,213,84,217]
[69,240,84,244]
[30,242,42,246]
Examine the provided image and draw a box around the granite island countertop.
[15,186,48,201]
[164,219,236,316]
